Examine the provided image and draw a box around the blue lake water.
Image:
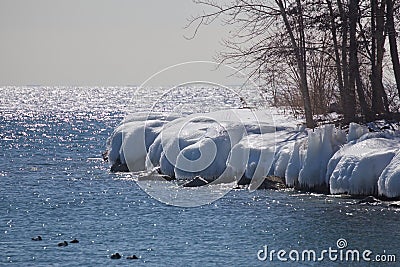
[1,87,399,266]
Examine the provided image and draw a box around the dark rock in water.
[138,174,175,182]
[237,176,251,186]
[182,176,208,187]
[257,176,286,190]
[32,236,42,241]
[295,182,330,194]
[388,201,400,208]
[102,150,109,162]
[161,175,175,181]
[110,253,121,259]
[58,241,68,247]
[126,255,139,260]
[110,162,129,172]
[357,196,381,204]
[388,203,400,208]
[69,238,79,243]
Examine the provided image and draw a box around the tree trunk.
[276,0,314,128]
[327,0,345,113]
[386,0,400,98]
[349,0,370,120]
[348,0,358,113]
[355,68,371,120]
[338,0,356,123]
[376,0,389,113]
[371,0,388,115]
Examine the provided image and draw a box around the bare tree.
[188,0,400,125]
[187,0,315,127]
[386,0,400,98]
[370,0,389,114]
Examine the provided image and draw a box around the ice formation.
[327,138,400,195]
[378,151,400,198]
[347,122,369,142]
[107,113,180,171]
[285,141,303,187]
[145,110,279,181]
[107,110,400,198]
[298,125,346,189]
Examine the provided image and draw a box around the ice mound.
[327,138,400,195]
[107,109,308,185]
[378,151,400,198]
[107,112,180,171]
[146,109,278,181]
[298,125,346,189]
[231,134,274,181]
[273,143,294,178]
[268,130,307,176]
[347,122,369,142]
[106,108,400,196]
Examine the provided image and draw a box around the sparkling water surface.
[1,86,399,266]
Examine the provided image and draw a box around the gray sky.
[0,0,230,85]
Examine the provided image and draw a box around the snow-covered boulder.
[273,143,293,178]
[146,109,278,181]
[378,151,400,198]
[231,132,276,182]
[107,108,400,197]
[298,125,346,189]
[107,112,179,171]
[327,138,400,195]
[285,142,300,186]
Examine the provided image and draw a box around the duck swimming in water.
[69,238,79,243]
[57,241,68,247]
[126,255,138,260]
[31,236,42,241]
[110,253,121,259]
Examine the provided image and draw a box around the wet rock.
[138,174,175,182]
[388,201,400,208]
[257,176,286,190]
[357,196,381,204]
[182,176,208,187]
[102,150,109,162]
[110,162,129,172]
[237,176,251,186]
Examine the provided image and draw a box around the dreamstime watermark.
[257,238,396,263]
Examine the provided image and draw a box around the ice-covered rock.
[232,133,275,181]
[147,116,242,180]
[107,112,179,171]
[231,129,307,190]
[107,108,400,197]
[285,141,304,186]
[273,143,294,178]
[146,109,278,181]
[378,151,400,198]
[298,125,346,189]
[347,122,369,142]
[327,138,400,195]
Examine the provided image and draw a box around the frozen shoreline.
[105,108,400,199]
